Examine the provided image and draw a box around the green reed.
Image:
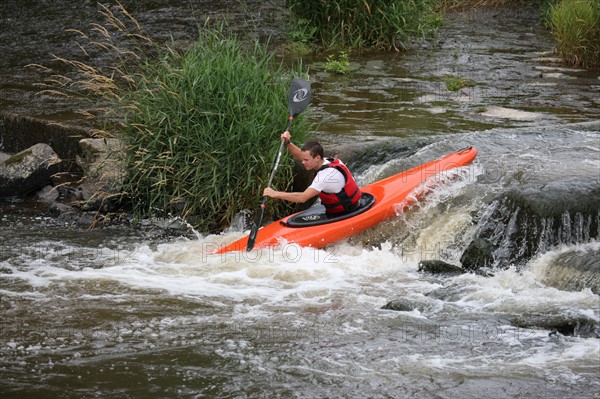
[38,4,310,231]
[287,0,442,50]
[548,0,600,69]
[119,31,310,231]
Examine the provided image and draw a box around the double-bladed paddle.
[246,77,311,251]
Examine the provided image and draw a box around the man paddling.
[263,131,362,216]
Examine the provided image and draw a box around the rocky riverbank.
[0,112,127,226]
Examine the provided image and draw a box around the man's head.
[300,140,324,171]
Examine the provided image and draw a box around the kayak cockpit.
[281,192,376,228]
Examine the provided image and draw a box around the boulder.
[0,143,64,196]
[460,238,495,270]
[460,184,600,270]
[76,138,126,211]
[537,247,600,294]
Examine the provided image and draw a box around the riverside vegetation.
[116,32,310,231]
[28,0,599,231]
[287,0,599,68]
[287,0,443,50]
[547,0,600,69]
[39,4,309,231]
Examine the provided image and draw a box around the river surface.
[1,2,599,398]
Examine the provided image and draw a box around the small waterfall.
[461,185,600,271]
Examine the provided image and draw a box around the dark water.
[1,2,599,398]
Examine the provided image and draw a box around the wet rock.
[418,260,466,275]
[0,143,65,196]
[36,184,58,203]
[460,238,495,270]
[511,315,599,339]
[47,201,76,217]
[76,138,125,212]
[461,184,600,269]
[49,204,101,226]
[537,247,600,294]
[425,286,465,302]
[57,185,84,202]
[0,113,86,160]
[381,298,430,312]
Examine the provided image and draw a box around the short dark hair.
[301,140,324,159]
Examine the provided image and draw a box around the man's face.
[300,150,322,171]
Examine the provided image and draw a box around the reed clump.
[37,3,310,231]
[287,0,442,50]
[548,0,600,69]
[120,32,309,231]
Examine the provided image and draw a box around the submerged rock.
[511,314,599,339]
[381,298,431,312]
[536,246,600,294]
[481,106,543,121]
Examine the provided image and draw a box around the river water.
[1,2,599,398]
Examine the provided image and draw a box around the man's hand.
[263,187,278,198]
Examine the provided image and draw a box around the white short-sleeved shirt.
[308,159,345,194]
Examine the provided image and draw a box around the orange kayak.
[214,147,477,254]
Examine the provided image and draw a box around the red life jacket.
[318,159,362,215]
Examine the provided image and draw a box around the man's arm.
[263,187,318,204]
[286,141,302,161]
[281,131,303,162]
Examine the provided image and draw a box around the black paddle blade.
[288,78,311,117]
[246,201,266,251]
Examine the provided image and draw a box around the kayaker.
[263,131,362,216]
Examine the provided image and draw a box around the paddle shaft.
[246,77,310,252]
[246,117,293,251]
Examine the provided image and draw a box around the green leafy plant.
[287,18,318,44]
[443,74,474,91]
[325,51,352,74]
[285,17,317,56]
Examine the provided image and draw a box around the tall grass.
[548,0,600,69]
[36,4,310,231]
[287,0,442,50]
[120,32,309,231]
